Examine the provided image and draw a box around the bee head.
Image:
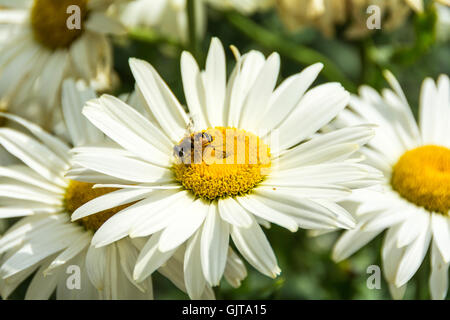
[173,138,193,162]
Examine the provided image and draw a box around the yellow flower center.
[391,145,450,215]
[172,127,271,200]
[64,180,131,231]
[30,0,89,49]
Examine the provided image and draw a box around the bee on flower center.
[173,131,212,164]
[173,130,230,165]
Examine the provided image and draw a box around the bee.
[173,131,214,164]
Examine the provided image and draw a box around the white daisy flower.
[0,80,155,299]
[71,37,381,299]
[0,0,126,125]
[120,0,206,45]
[119,0,270,44]
[276,0,448,39]
[332,72,450,300]
[0,78,246,300]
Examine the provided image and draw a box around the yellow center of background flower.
[31,0,88,49]
[65,180,131,231]
[391,145,450,215]
[172,127,271,200]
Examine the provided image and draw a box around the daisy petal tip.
[331,253,341,263]
[128,57,139,65]
[206,278,220,288]
[382,69,393,78]
[346,221,357,230]
[42,268,52,277]
[229,45,241,60]
[132,272,142,283]
[393,279,407,291]
[157,242,174,253]
[93,241,105,249]
[128,230,142,239]
[180,50,191,60]
[311,62,324,71]
[271,266,282,278]
[241,221,254,229]
[270,51,281,61]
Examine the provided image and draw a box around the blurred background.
[5,0,450,299]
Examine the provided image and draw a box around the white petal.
[85,245,107,291]
[45,232,91,273]
[129,58,189,142]
[61,79,102,146]
[200,203,230,286]
[82,95,172,166]
[224,248,247,288]
[236,195,298,232]
[158,199,208,252]
[429,241,449,300]
[85,12,126,35]
[0,226,82,278]
[333,216,383,262]
[278,143,360,170]
[254,188,355,230]
[0,128,67,185]
[218,197,253,228]
[227,51,265,127]
[129,190,193,238]
[184,229,206,299]
[202,38,226,127]
[388,283,407,300]
[92,190,182,247]
[238,52,280,131]
[431,213,450,263]
[277,125,375,164]
[230,217,280,278]
[395,212,430,248]
[25,258,61,300]
[71,187,154,221]
[0,164,63,194]
[133,232,176,282]
[0,112,70,162]
[180,51,207,129]
[395,218,431,287]
[259,63,323,132]
[72,152,172,183]
[275,83,350,151]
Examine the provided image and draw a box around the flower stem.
[187,0,201,61]
[225,11,357,93]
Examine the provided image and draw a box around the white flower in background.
[0,80,156,299]
[0,0,126,127]
[70,37,381,299]
[276,0,449,39]
[0,7,23,44]
[119,0,271,44]
[120,0,206,44]
[332,72,450,300]
[436,2,450,42]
